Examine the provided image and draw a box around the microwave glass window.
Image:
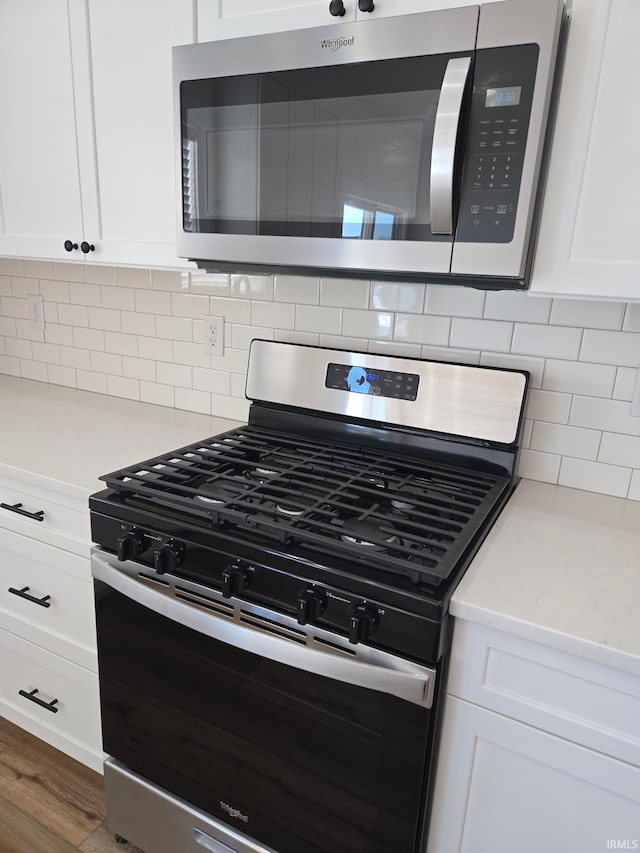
[181,55,465,241]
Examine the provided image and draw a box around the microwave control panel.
[456,44,540,244]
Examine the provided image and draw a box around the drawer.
[0,626,102,769]
[447,620,640,767]
[0,527,96,670]
[0,467,90,553]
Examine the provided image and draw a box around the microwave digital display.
[485,86,522,107]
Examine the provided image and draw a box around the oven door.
[92,551,435,853]
[173,6,478,279]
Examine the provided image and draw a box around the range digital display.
[485,86,522,107]
[326,363,419,401]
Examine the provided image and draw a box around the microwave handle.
[430,56,472,235]
[92,552,434,709]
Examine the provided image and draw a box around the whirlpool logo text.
[320,35,355,52]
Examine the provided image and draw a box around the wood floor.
[0,717,142,853]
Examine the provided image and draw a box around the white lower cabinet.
[426,621,640,853]
[0,468,102,772]
[427,696,640,853]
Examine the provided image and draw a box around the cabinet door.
[0,1,84,261]
[355,0,502,20]
[427,697,640,853]
[197,0,356,42]
[531,0,640,300]
[74,0,194,269]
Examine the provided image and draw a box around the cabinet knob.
[80,241,95,254]
[64,240,78,252]
[329,0,346,16]
[358,0,374,11]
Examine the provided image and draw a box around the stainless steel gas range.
[90,340,528,853]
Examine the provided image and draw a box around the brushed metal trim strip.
[246,341,527,446]
[92,551,435,708]
[431,57,472,235]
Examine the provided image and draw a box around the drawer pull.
[8,586,52,608]
[1,502,45,522]
[18,688,59,714]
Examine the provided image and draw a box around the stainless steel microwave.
[173,0,566,289]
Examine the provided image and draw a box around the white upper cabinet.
[531,0,640,300]
[197,0,356,42]
[0,1,85,261]
[0,0,194,269]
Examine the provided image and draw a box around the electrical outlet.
[202,315,224,356]
[27,294,45,330]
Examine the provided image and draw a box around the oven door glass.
[178,52,472,274]
[95,579,433,853]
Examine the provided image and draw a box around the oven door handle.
[430,55,472,235]
[92,554,435,709]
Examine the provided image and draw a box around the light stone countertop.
[0,375,242,497]
[451,478,640,676]
[1,375,638,675]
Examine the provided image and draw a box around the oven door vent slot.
[174,589,234,618]
[312,636,357,657]
[240,612,307,645]
[138,572,170,587]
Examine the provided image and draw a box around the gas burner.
[339,517,399,550]
[246,467,280,484]
[360,474,388,491]
[276,493,318,517]
[194,479,250,505]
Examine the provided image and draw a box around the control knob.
[153,540,185,575]
[116,529,147,562]
[296,587,327,626]
[348,602,379,645]
[222,563,250,598]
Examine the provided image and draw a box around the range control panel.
[457,44,540,244]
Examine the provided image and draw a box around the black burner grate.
[100,426,509,586]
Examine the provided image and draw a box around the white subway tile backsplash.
[58,304,89,327]
[450,318,512,352]
[550,299,625,330]
[371,282,425,313]
[107,375,140,401]
[88,307,121,332]
[101,286,135,311]
[274,275,319,305]
[613,367,638,401]
[295,305,341,334]
[321,278,369,309]
[480,352,545,388]
[512,323,581,359]
[76,370,107,394]
[73,327,105,351]
[542,359,616,398]
[251,301,295,329]
[580,330,640,367]
[11,276,39,298]
[90,351,122,376]
[135,289,172,315]
[69,283,101,307]
[2,258,640,502]
[45,324,74,347]
[118,267,153,289]
[530,422,601,460]
[598,432,640,469]
[47,364,76,388]
[484,291,552,323]
[343,309,393,340]
[175,387,210,415]
[140,381,174,408]
[570,395,640,435]
[426,285,484,318]
[231,275,273,300]
[525,389,572,424]
[558,457,631,498]
[395,313,450,346]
